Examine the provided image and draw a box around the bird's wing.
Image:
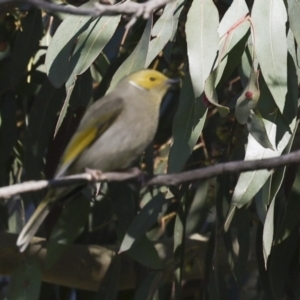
[55,97,124,178]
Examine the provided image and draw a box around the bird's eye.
[149,77,156,82]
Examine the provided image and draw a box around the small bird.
[17,69,177,252]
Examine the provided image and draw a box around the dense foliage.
[0,0,299,299]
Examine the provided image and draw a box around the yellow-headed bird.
[17,69,177,252]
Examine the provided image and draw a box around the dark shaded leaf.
[8,258,41,300]
[46,188,91,267]
[10,9,43,86]
[247,112,274,150]
[109,17,152,91]
[119,193,168,253]
[168,73,207,173]
[134,271,164,300]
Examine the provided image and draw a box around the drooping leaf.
[235,70,260,124]
[119,193,168,253]
[46,188,91,267]
[168,73,207,173]
[128,236,163,270]
[68,14,121,81]
[252,0,288,114]
[262,195,275,268]
[109,17,152,91]
[287,0,300,48]
[24,79,66,180]
[45,5,93,87]
[217,0,249,84]
[186,0,219,98]
[226,74,294,226]
[10,9,43,86]
[247,111,274,150]
[145,0,184,67]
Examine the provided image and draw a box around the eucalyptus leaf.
[145,0,184,67]
[247,112,274,150]
[252,0,288,114]
[186,0,219,98]
[109,17,152,91]
[235,70,260,125]
[119,193,168,253]
[168,73,207,173]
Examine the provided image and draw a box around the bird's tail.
[17,190,55,252]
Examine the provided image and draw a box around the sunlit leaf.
[235,70,260,124]
[145,0,184,67]
[186,0,219,98]
[45,2,93,87]
[252,0,288,114]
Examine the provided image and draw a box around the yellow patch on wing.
[62,126,98,165]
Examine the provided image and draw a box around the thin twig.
[1,150,300,199]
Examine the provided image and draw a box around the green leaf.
[145,0,184,67]
[45,1,95,87]
[54,78,76,137]
[68,14,121,82]
[46,188,91,267]
[24,79,66,180]
[287,0,300,48]
[8,258,41,300]
[186,0,219,98]
[134,271,164,300]
[119,193,168,253]
[235,70,260,124]
[252,0,288,114]
[227,75,294,224]
[247,111,274,150]
[262,195,275,268]
[218,0,249,46]
[287,29,300,85]
[204,69,230,116]
[10,9,43,86]
[54,69,93,136]
[128,236,163,269]
[109,17,152,91]
[168,73,207,173]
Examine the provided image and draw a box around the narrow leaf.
[45,1,95,87]
[168,73,207,173]
[119,193,168,253]
[186,0,219,98]
[145,0,184,67]
[252,0,288,113]
[109,17,152,91]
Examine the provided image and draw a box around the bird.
[16,69,177,252]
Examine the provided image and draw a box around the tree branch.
[1,149,300,199]
[0,0,172,18]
